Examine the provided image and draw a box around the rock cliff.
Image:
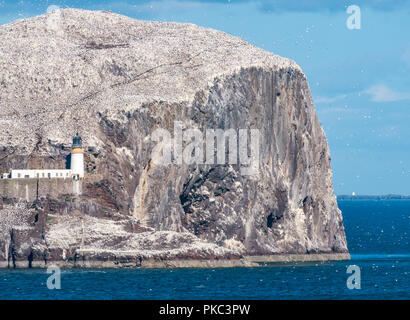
[0,9,348,267]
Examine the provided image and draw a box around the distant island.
[338,194,410,200]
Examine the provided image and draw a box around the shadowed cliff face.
[0,9,347,266]
[97,66,347,255]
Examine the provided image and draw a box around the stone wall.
[0,178,82,202]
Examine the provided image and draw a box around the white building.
[10,169,72,179]
[1,134,84,180]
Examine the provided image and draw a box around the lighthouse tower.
[70,133,84,178]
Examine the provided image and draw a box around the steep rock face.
[0,9,347,266]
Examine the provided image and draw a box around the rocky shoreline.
[0,253,350,269]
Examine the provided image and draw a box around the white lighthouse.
[2,134,85,180]
[70,133,84,178]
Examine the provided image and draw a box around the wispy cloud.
[364,84,410,102]
[317,106,358,115]
[314,94,347,104]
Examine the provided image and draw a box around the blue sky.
[1,0,409,195]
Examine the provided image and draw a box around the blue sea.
[0,200,409,299]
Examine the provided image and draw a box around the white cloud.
[364,84,410,102]
[316,106,359,117]
[314,94,347,104]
